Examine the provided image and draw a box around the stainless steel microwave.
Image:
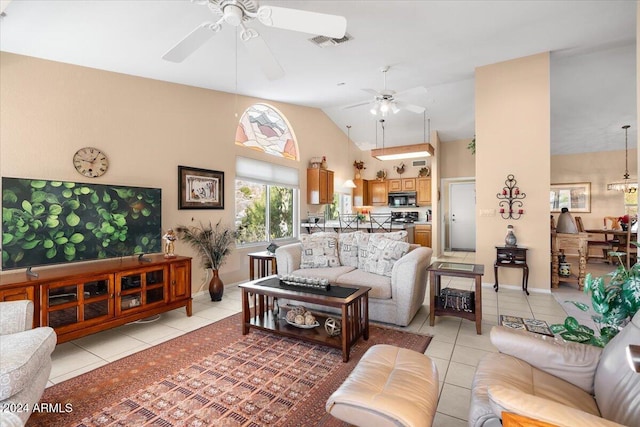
[388,192,418,207]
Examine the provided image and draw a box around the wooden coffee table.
[239,276,370,362]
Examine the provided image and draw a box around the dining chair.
[369,213,393,233]
[306,212,326,233]
[339,214,359,232]
[575,216,612,263]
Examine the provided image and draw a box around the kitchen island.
[300,220,415,243]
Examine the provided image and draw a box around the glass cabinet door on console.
[41,274,114,334]
[115,266,168,315]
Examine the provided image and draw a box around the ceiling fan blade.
[162,22,220,63]
[393,86,428,99]
[395,101,426,114]
[341,100,372,110]
[362,88,381,96]
[257,6,347,39]
[0,0,12,14]
[242,29,285,80]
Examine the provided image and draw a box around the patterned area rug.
[28,313,432,427]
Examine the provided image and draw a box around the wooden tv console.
[0,255,192,343]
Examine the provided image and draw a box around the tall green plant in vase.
[175,220,238,301]
[551,252,640,347]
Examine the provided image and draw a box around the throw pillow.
[357,230,408,270]
[363,236,411,277]
[300,233,340,268]
[338,231,362,267]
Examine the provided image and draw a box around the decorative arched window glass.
[235,103,298,160]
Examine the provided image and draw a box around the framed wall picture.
[178,166,224,209]
[550,182,591,213]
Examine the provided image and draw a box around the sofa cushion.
[487,385,622,427]
[472,352,600,421]
[0,326,56,400]
[291,266,356,283]
[338,231,363,268]
[335,269,392,299]
[300,232,340,268]
[357,231,408,270]
[363,237,411,277]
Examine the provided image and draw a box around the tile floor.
[46,252,612,427]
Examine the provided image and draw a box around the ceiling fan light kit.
[162,0,347,80]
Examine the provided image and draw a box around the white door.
[450,182,476,251]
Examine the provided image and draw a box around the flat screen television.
[2,177,162,270]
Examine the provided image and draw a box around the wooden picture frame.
[178,166,224,210]
[550,182,591,213]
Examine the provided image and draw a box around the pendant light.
[607,125,637,193]
[343,125,357,188]
[371,112,435,160]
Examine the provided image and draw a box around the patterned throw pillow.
[300,233,340,268]
[357,231,408,270]
[363,237,411,277]
[338,231,362,267]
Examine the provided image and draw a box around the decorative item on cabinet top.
[497,174,526,220]
[376,169,387,181]
[418,167,430,177]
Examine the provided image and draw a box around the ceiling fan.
[162,0,347,80]
[342,66,426,116]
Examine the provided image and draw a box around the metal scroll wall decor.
[497,174,526,220]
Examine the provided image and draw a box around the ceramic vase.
[559,262,571,277]
[505,226,517,247]
[209,269,224,301]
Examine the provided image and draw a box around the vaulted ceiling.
[0,0,636,154]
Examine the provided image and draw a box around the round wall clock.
[73,147,109,178]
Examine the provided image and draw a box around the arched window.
[235,103,299,160]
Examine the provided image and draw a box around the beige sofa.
[469,311,640,427]
[275,231,432,326]
[0,300,57,427]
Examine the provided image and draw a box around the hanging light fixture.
[607,125,637,193]
[343,125,357,188]
[371,111,435,161]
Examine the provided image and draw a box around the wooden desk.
[428,262,484,334]
[494,246,529,295]
[248,251,278,280]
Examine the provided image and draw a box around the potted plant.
[175,220,238,301]
[550,251,640,347]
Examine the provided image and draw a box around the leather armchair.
[469,311,640,427]
[0,300,57,426]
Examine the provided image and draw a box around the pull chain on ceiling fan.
[162,0,347,80]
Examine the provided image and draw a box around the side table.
[428,262,484,334]
[494,246,529,295]
[248,251,278,280]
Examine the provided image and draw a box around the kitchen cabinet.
[369,180,388,206]
[389,178,417,192]
[415,224,432,247]
[353,178,369,206]
[417,178,432,205]
[307,168,334,205]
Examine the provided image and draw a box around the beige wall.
[551,150,637,230]
[476,52,551,292]
[440,138,476,178]
[0,53,351,291]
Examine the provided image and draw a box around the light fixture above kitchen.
[371,112,435,161]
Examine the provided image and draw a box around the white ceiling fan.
[162,0,347,80]
[342,66,426,116]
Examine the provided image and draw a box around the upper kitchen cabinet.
[307,168,334,205]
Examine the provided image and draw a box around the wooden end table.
[494,246,529,295]
[248,251,278,280]
[428,262,484,334]
[239,276,370,362]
